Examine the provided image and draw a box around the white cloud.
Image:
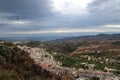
[0,12,17,18]
[9,28,120,35]
[0,12,30,26]
[52,0,93,15]
[89,0,120,17]
[104,25,120,28]
[8,29,99,34]
[0,19,30,26]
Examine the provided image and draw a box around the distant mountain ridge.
[0,33,120,41]
[53,34,120,42]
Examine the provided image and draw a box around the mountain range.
[54,33,120,42]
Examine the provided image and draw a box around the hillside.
[24,34,120,55]
[54,34,120,42]
[11,34,120,79]
[71,40,120,57]
[0,42,73,80]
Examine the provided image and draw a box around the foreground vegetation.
[0,42,74,80]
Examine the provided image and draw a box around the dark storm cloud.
[0,0,54,36]
[0,0,53,19]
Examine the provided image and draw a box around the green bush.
[112,41,120,45]
[4,42,15,46]
[0,45,12,61]
[90,77,100,80]
[0,55,6,65]
[0,70,18,80]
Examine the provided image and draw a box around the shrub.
[0,55,6,66]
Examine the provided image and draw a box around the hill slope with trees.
[0,42,73,80]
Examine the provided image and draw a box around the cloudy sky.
[0,0,120,38]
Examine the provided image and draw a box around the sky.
[0,0,120,39]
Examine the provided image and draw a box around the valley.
[0,34,120,80]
